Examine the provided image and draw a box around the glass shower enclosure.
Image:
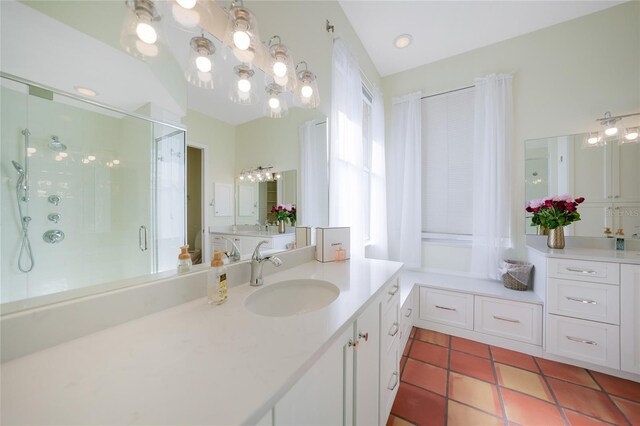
[1,75,186,308]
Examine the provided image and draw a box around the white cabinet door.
[275,326,353,426]
[355,297,380,426]
[214,183,233,217]
[621,264,640,374]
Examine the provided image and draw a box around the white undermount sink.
[244,279,340,317]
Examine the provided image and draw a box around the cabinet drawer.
[382,278,401,312]
[380,337,400,426]
[546,314,620,369]
[382,296,400,354]
[419,288,473,330]
[547,258,619,285]
[548,278,620,325]
[400,290,414,345]
[474,297,542,345]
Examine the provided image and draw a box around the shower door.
[1,76,184,306]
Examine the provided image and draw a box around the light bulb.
[82,158,90,164]
[176,0,196,9]
[237,78,251,93]
[195,55,212,72]
[587,135,599,145]
[301,84,313,98]
[88,155,96,161]
[27,147,37,154]
[604,126,618,136]
[269,96,280,109]
[233,30,251,50]
[239,175,245,181]
[275,173,281,179]
[113,159,120,165]
[273,61,287,77]
[136,21,157,44]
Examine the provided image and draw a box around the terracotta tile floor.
[389,327,640,426]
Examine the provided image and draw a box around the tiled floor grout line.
[533,355,578,426]
[586,372,635,426]
[488,347,509,426]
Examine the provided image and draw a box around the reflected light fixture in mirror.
[268,36,296,92]
[588,111,640,145]
[230,64,257,105]
[224,0,260,64]
[265,83,288,118]
[295,61,320,109]
[239,166,280,182]
[185,34,215,89]
[121,0,161,59]
[625,127,639,142]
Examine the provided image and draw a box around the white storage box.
[315,227,350,262]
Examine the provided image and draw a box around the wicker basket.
[500,260,533,291]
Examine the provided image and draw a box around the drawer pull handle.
[388,285,400,296]
[435,305,457,312]
[358,331,369,342]
[387,371,399,391]
[389,323,399,337]
[566,336,598,346]
[566,296,597,305]
[405,308,413,318]
[565,267,597,275]
[493,315,520,323]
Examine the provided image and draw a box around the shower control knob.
[43,229,65,244]
[48,213,61,224]
[48,195,61,206]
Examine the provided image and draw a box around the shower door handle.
[139,226,148,251]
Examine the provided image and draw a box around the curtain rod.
[421,84,474,100]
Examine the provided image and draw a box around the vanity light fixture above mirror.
[586,111,640,146]
[239,165,281,182]
[121,0,320,117]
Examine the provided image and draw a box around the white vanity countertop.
[527,239,640,265]
[0,258,402,426]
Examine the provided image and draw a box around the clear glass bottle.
[177,245,192,273]
[207,251,228,305]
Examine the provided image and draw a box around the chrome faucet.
[222,237,241,262]
[250,240,282,286]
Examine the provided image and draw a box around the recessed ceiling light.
[74,86,97,97]
[394,34,412,49]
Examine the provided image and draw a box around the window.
[421,87,475,239]
[362,85,373,242]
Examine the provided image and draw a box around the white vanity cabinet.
[621,264,640,374]
[274,277,400,426]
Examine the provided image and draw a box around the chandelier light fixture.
[239,166,280,182]
[224,0,261,64]
[185,34,216,89]
[265,83,288,118]
[267,36,296,92]
[586,111,640,146]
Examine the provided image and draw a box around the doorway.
[186,145,204,264]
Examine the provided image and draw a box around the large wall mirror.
[525,133,640,237]
[0,1,329,312]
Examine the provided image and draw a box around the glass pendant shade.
[623,127,639,143]
[185,35,215,89]
[264,84,288,118]
[267,37,296,92]
[230,65,257,105]
[294,62,320,109]
[120,0,161,60]
[171,2,200,28]
[586,131,602,146]
[223,1,261,64]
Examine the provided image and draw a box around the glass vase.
[547,227,565,249]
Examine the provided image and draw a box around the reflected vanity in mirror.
[525,133,640,237]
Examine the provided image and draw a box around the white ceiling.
[339,0,626,77]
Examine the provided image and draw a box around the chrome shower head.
[49,136,67,152]
[11,160,25,175]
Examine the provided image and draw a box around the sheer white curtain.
[387,92,422,268]
[368,87,388,260]
[471,74,514,279]
[330,39,364,258]
[299,120,328,227]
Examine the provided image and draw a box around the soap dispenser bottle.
[177,245,192,273]
[208,251,228,305]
